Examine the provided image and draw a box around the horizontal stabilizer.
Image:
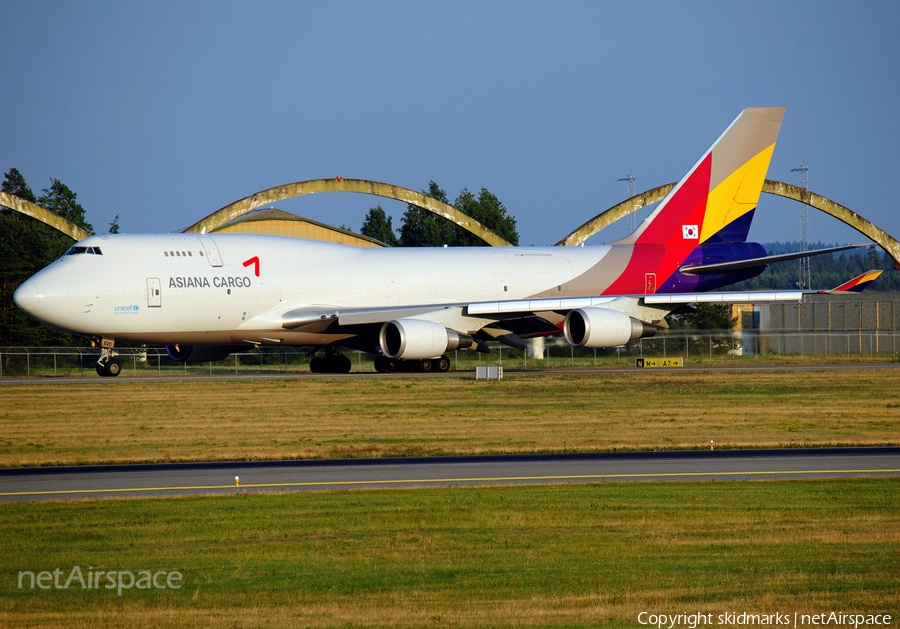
[679,244,868,276]
[826,270,883,293]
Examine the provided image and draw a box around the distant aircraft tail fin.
[828,270,883,293]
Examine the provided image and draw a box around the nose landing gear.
[96,358,122,377]
[96,339,122,377]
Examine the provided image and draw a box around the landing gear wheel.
[106,359,122,377]
[96,342,120,377]
[419,359,434,373]
[310,353,352,374]
[334,354,352,374]
[436,355,450,373]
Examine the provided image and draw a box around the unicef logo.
[133,305,140,312]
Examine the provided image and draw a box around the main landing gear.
[96,340,122,377]
[373,355,451,373]
[308,350,352,374]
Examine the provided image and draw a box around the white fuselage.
[16,233,617,346]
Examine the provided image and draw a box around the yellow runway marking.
[2,469,899,497]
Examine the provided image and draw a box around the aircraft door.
[198,237,223,267]
[147,278,162,307]
[645,273,656,294]
[500,254,523,297]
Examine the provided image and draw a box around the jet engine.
[563,308,656,348]
[165,345,240,363]
[379,319,474,360]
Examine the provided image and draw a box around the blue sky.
[2,1,898,248]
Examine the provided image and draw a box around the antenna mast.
[791,165,810,288]
[618,174,637,236]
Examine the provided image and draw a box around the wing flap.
[467,296,617,316]
[281,305,457,329]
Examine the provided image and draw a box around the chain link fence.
[1,328,897,378]
[761,301,900,355]
[0,346,318,378]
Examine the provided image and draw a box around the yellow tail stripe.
[701,143,776,242]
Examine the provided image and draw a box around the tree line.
[356,181,519,247]
[1,168,96,346]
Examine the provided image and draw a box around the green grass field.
[2,368,898,626]
[1,479,897,628]
[1,370,898,467]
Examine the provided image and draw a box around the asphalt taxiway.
[2,447,898,503]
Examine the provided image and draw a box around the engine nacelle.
[379,319,474,360]
[165,345,240,363]
[563,307,656,348]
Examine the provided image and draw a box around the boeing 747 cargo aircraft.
[13,107,878,375]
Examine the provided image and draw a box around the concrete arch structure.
[555,180,900,265]
[183,178,513,247]
[5,177,895,264]
[554,184,676,248]
[0,191,92,241]
[212,208,388,247]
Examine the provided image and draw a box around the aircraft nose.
[14,280,42,316]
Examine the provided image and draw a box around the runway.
[3,361,900,386]
[2,447,898,503]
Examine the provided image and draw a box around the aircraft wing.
[281,273,878,333]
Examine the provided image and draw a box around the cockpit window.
[65,246,103,256]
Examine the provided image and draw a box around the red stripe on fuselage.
[603,154,712,295]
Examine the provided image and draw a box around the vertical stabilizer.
[604,107,784,295]
[623,107,784,246]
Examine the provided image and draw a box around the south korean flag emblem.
[682,225,699,239]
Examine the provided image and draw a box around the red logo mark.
[243,256,260,277]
